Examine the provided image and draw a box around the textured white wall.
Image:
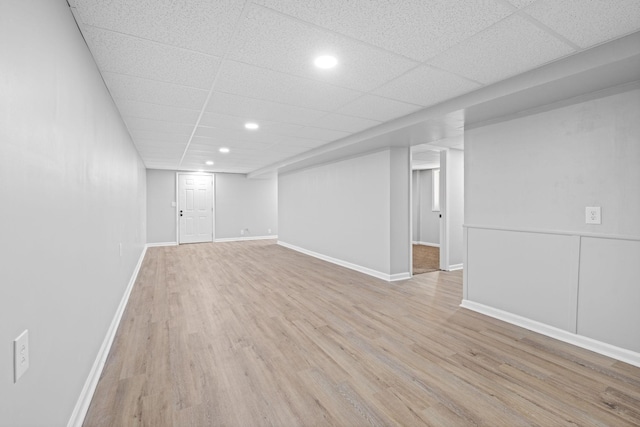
[446,149,464,267]
[0,1,146,425]
[214,173,278,239]
[578,237,640,352]
[465,85,640,354]
[389,147,411,276]
[279,150,393,275]
[420,170,441,245]
[466,86,640,236]
[146,169,177,244]
[412,171,421,241]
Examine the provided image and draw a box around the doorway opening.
[411,139,464,275]
[411,148,441,275]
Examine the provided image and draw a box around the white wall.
[145,170,278,243]
[389,148,411,276]
[0,1,146,425]
[147,169,177,244]
[464,85,640,359]
[215,173,278,239]
[412,171,421,241]
[439,149,464,270]
[412,169,440,245]
[279,149,411,280]
[443,149,464,268]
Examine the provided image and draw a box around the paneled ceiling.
[68,0,640,174]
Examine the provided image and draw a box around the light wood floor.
[412,245,439,274]
[84,240,640,426]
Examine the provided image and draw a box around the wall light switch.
[585,207,601,224]
[171,201,176,207]
[14,330,29,383]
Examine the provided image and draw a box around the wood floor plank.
[83,240,640,426]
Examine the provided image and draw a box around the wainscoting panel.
[578,237,640,353]
[467,227,578,331]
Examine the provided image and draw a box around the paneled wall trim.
[463,224,640,368]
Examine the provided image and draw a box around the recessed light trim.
[219,147,230,153]
[314,55,337,69]
[245,122,259,130]
[205,160,214,165]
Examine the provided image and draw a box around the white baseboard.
[460,300,640,368]
[446,263,464,271]
[278,241,410,282]
[214,235,278,243]
[67,245,148,427]
[413,241,440,248]
[389,272,412,281]
[146,241,177,247]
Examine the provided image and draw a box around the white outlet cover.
[585,206,601,224]
[14,329,29,383]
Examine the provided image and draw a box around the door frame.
[175,172,215,244]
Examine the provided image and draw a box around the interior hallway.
[412,244,440,274]
[84,241,640,426]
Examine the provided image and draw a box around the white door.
[178,174,213,244]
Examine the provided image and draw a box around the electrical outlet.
[268,228,271,234]
[585,207,601,224]
[240,229,244,236]
[14,330,29,383]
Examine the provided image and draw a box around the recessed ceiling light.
[314,55,337,69]
[219,147,230,153]
[245,122,259,130]
[205,160,214,165]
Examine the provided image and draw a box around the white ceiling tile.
[129,129,190,144]
[73,0,245,56]
[374,66,482,107]
[214,60,363,111]
[136,148,183,158]
[194,126,278,146]
[82,27,221,89]
[293,127,350,142]
[199,112,304,136]
[189,136,240,151]
[73,0,631,174]
[229,5,417,92]
[123,117,195,134]
[134,140,185,150]
[205,92,327,126]
[336,95,423,122]
[114,99,200,125]
[524,0,640,49]
[193,126,327,149]
[255,0,513,61]
[269,135,326,148]
[309,114,381,133]
[505,0,537,8]
[428,14,575,85]
[103,72,208,110]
